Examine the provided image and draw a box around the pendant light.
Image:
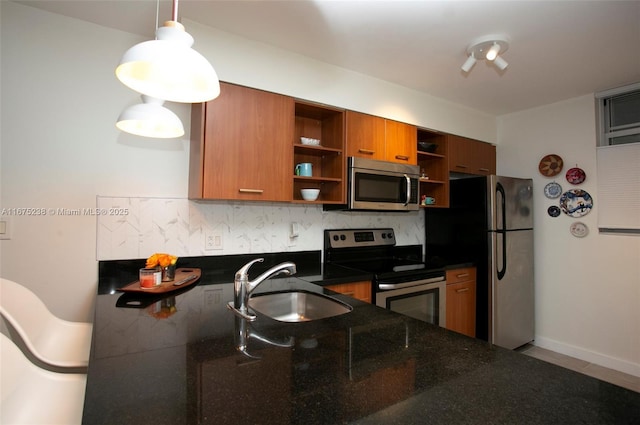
[116,95,184,138]
[115,0,220,103]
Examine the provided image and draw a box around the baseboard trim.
[534,336,640,378]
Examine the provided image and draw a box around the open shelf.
[293,101,345,204]
[417,129,449,208]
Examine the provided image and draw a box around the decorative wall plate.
[569,222,589,238]
[560,189,593,217]
[566,167,586,184]
[544,182,562,199]
[538,154,564,177]
[547,205,561,217]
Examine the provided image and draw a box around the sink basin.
[248,291,352,322]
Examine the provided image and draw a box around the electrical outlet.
[205,230,223,251]
[0,217,11,240]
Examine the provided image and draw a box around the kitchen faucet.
[227,258,297,321]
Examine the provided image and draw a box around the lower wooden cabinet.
[325,281,371,303]
[445,267,476,337]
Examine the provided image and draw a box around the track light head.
[485,43,501,61]
[461,53,477,73]
[493,55,509,71]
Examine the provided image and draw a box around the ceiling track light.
[115,0,220,103]
[461,34,510,74]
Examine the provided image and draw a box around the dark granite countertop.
[86,255,640,424]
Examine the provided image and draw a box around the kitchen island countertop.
[85,257,640,424]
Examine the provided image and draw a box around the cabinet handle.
[478,168,490,172]
[455,164,468,169]
[342,292,355,296]
[456,273,470,278]
[456,288,470,293]
[395,155,410,161]
[239,189,264,194]
[358,149,376,155]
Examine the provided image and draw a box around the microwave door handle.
[403,174,410,206]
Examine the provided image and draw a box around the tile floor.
[518,344,640,393]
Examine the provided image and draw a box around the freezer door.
[488,176,533,231]
[490,229,534,349]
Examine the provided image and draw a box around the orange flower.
[146,253,178,268]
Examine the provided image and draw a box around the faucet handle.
[235,258,264,282]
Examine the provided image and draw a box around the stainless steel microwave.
[342,157,420,211]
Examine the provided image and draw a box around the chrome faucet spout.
[227,258,297,321]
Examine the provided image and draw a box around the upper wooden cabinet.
[448,135,496,176]
[384,119,417,164]
[189,82,294,201]
[346,111,386,160]
[346,111,417,164]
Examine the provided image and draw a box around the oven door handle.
[378,276,445,290]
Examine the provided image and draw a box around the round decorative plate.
[560,189,593,217]
[538,154,564,177]
[566,167,586,185]
[569,222,589,238]
[547,205,561,217]
[544,182,563,199]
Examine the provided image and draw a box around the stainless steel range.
[324,228,446,327]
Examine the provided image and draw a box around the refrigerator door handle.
[496,183,507,280]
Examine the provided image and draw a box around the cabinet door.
[448,136,496,175]
[346,111,386,160]
[195,82,294,201]
[471,141,496,175]
[446,267,476,337]
[448,135,474,174]
[325,281,371,303]
[385,120,417,164]
[446,281,476,337]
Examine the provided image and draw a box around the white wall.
[0,3,491,323]
[498,95,640,376]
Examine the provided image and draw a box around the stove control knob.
[333,235,339,241]
[387,232,393,239]
[340,234,346,241]
[381,233,387,239]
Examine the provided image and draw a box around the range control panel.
[325,228,396,249]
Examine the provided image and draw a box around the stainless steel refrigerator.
[425,175,534,349]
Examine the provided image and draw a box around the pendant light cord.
[172,0,179,22]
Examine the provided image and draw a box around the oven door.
[375,280,446,327]
[348,157,420,211]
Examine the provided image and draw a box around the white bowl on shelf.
[300,189,320,201]
[300,137,320,146]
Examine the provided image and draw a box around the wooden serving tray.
[118,268,201,294]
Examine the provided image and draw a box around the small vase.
[162,264,176,281]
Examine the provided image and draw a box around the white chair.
[1,333,87,424]
[0,278,92,368]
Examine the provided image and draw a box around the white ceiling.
[15,0,640,116]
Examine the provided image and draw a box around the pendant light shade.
[116,95,184,138]
[116,21,220,103]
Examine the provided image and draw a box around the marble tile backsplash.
[96,196,425,261]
